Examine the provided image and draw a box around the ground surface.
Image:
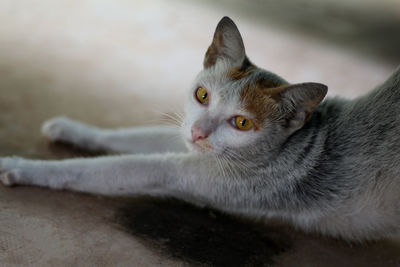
[1,0,400,266]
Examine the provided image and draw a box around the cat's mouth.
[186,139,214,153]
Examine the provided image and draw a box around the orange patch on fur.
[240,81,287,127]
[228,66,254,80]
[227,57,255,80]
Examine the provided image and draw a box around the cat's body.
[264,84,400,240]
[0,17,399,241]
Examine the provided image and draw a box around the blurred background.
[1,0,399,123]
[1,0,400,266]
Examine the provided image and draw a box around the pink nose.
[191,126,208,142]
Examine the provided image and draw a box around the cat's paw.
[41,116,74,142]
[41,116,100,150]
[0,171,19,186]
[0,157,22,187]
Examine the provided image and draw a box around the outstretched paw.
[41,116,75,142]
[41,116,99,150]
[0,171,18,186]
[0,157,22,187]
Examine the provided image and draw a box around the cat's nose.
[191,126,208,142]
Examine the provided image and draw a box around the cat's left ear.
[204,17,246,69]
[270,82,328,130]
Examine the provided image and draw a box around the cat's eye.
[232,116,253,131]
[195,87,209,104]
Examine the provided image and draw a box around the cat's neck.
[265,98,349,211]
[282,97,347,161]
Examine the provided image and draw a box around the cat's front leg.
[0,154,257,212]
[42,117,187,154]
[0,154,179,195]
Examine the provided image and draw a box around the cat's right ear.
[203,17,246,69]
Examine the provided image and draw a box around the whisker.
[160,113,183,125]
[154,118,181,127]
[223,149,256,175]
[216,156,227,178]
[150,116,182,128]
[173,111,185,121]
[153,108,184,124]
[220,154,238,179]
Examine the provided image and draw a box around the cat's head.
[182,17,327,156]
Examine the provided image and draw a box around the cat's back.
[334,66,400,157]
[350,66,400,119]
[308,70,400,239]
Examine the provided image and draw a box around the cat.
[1,16,399,241]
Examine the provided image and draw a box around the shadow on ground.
[115,198,289,266]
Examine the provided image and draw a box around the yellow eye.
[196,87,209,104]
[234,116,253,131]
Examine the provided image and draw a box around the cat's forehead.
[197,62,285,96]
[197,60,286,93]
[194,61,288,124]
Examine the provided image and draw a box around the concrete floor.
[0,0,400,266]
